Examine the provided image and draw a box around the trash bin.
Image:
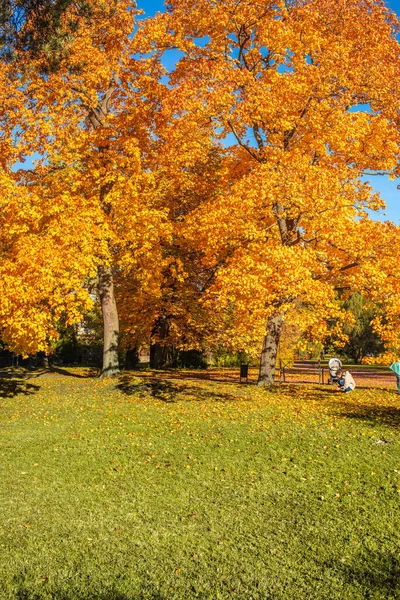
[240,364,249,383]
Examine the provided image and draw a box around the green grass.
[0,371,399,599]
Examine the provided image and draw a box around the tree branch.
[228,120,264,162]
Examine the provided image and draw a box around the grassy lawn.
[0,371,399,599]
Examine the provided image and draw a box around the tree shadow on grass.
[276,385,400,429]
[263,384,328,398]
[0,378,40,398]
[327,551,400,598]
[116,374,242,404]
[49,367,99,378]
[130,367,255,385]
[327,398,400,429]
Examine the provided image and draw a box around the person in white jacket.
[336,369,356,393]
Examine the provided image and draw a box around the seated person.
[336,369,356,393]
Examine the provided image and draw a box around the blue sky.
[375,0,400,224]
[137,0,400,225]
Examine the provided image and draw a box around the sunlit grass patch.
[0,372,399,599]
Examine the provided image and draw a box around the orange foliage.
[0,0,399,369]
[0,1,170,356]
[139,0,400,364]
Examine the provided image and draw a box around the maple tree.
[0,0,172,376]
[116,142,230,368]
[1,0,400,383]
[140,0,400,384]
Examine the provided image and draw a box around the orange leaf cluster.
[0,0,399,371]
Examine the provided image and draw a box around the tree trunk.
[98,264,120,378]
[150,343,167,369]
[257,314,283,387]
[124,348,139,369]
[150,315,174,369]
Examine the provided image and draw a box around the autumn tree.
[116,141,230,367]
[0,57,95,355]
[2,0,400,382]
[0,0,171,376]
[142,0,400,385]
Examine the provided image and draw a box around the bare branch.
[253,123,264,150]
[227,120,264,162]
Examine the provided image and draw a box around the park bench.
[279,360,325,384]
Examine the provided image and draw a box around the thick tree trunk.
[98,264,120,378]
[150,343,168,369]
[150,315,175,369]
[257,314,283,387]
[124,348,139,369]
